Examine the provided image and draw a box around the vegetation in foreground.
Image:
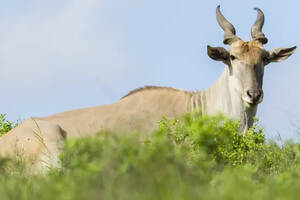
[0,114,18,136]
[0,112,300,200]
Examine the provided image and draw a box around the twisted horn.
[251,8,268,44]
[216,5,239,45]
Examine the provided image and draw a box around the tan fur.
[230,40,267,65]
[0,87,194,171]
[121,86,188,99]
[44,87,192,137]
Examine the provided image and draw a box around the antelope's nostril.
[246,89,262,102]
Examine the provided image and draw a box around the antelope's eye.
[230,55,236,60]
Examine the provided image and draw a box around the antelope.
[0,6,296,171]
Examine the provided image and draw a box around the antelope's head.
[207,6,296,107]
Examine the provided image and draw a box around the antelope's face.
[207,6,296,107]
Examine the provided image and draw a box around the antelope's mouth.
[242,96,263,107]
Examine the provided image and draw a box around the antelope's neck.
[192,66,257,133]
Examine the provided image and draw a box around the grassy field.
[0,112,300,200]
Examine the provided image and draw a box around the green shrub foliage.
[0,111,300,200]
[0,114,18,136]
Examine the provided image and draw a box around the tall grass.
[0,112,300,200]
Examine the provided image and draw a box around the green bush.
[0,114,18,136]
[157,112,265,166]
[0,111,299,200]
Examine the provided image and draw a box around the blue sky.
[0,0,299,140]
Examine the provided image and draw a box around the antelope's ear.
[268,46,297,62]
[207,45,230,63]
